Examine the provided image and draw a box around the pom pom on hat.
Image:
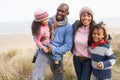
[80,7,93,17]
[34,9,49,22]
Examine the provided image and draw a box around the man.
[30,3,73,80]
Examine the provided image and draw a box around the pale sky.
[0,0,120,22]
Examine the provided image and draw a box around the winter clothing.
[34,9,49,22]
[73,25,90,58]
[49,16,68,40]
[80,7,94,17]
[30,16,73,80]
[89,39,116,79]
[49,18,73,55]
[35,25,50,49]
[72,20,92,80]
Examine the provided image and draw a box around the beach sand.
[0,27,119,53]
[109,27,120,34]
[0,33,36,53]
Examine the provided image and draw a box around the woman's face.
[80,13,92,26]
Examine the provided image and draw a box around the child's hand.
[40,36,47,42]
[42,47,49,53]
[96,62,102,69]
[48,45,52,54]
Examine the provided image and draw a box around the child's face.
[92,28,104,43]
[41,19,49,26]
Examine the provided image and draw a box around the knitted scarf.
[50,15,68,40]
[91,39,108,49]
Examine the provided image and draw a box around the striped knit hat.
[34,9,49,22]
[80,7,94,17]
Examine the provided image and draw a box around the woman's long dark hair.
[31,20,42,36]
[87,20,96,46]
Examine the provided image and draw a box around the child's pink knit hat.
[80,7,94,17]
[34,9,49,22]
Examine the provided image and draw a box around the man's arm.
[52,25,73,55]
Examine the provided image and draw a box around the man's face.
[56,5,69,21]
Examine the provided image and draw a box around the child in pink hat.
[31,9,62,72]
[31,9,50,63]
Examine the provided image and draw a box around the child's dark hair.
[88,21,107,46]
[31,20,42,36]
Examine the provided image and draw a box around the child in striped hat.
[31,9,63,72]
[31,9,50,63]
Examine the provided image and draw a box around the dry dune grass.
[0,47,120,80]
[0,32,120,80]
[0,48,35,80]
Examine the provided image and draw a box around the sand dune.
[0,33,36,53]
[109,27,120,34]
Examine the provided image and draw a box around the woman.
[72,7,96,80]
